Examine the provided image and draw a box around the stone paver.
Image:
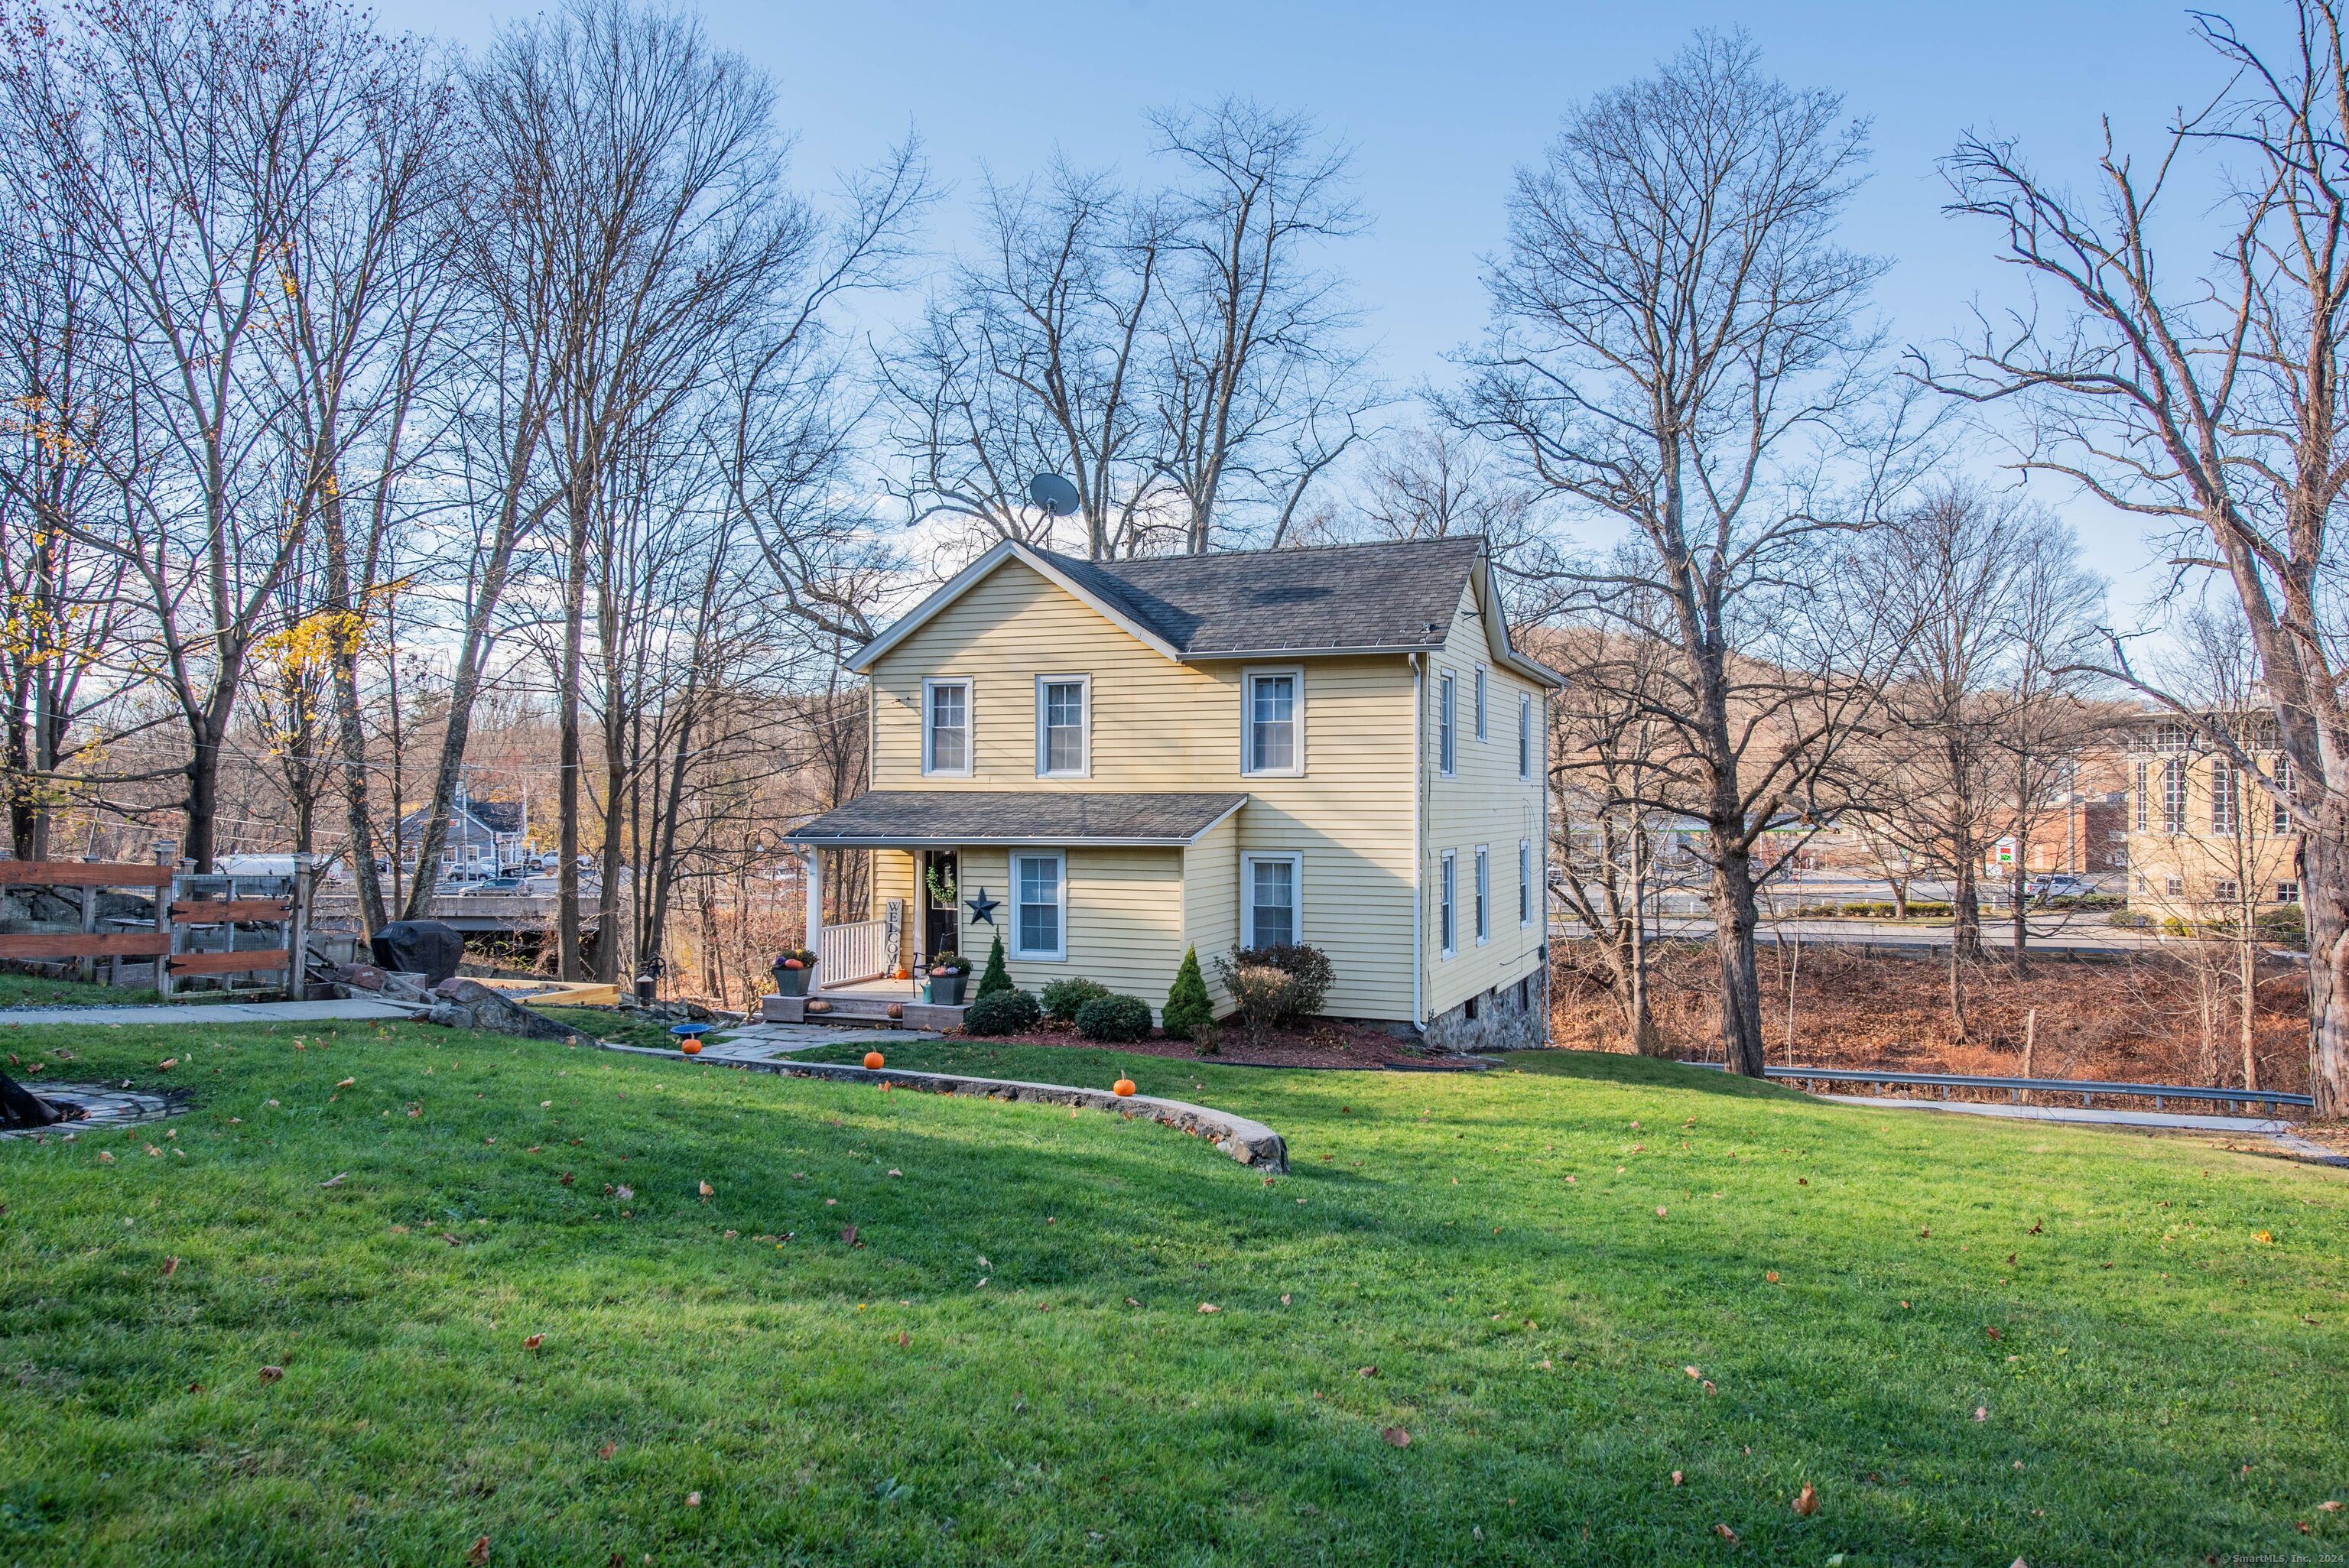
[0,998,419,1027]
[1813,1091,2344,1166]
[703,1021,940,1061]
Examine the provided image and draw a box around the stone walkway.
[700,1021,940,1060]
[0,998,419,1027]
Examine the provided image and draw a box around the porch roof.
[788,790,1246,849]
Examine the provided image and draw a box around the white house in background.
[784,534,1562,1050]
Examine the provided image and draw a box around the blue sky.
[382,0,2235,618]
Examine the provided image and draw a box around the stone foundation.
[1421,963,1548,1053]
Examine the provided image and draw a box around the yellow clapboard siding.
[957,844,1187,1018]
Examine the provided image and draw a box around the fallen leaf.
[1765,1271,1779,1284]
[559,1172,573,1186]
[1280,1293,1291,1305]
[1986,1326,2003,1340]
[1125,1296,1140,1307]
[1671,1470,1683,1486]
[1794,1482,1818,1517]
[442,1233,460,1246]
[258,1365,284,1383]
[698,1180,713,1201]
[1974,1405,1989,1423]
[888,1169,902,1177]
[841,1225,857,1246]
[466,1536,489,1566]
[1197,1302,1220,1314]
[1656,1206,1668,1218]
[1358,1365,1378,1378]
[1381,1426,1410,1448]
[2320,1501,2344,1512]
[684,1491,701,1507]
[523,1334,543,1351]
[598,1443,616,1459]
[1685,1366,1701,1379]
[96,1151,114,1164]
[161,1256,179,1277]
[613,1185,632,1200]
[319,1173,346,1188]
[158,1058,177,1070]
[1714,1524,1738,1543]
[335,1077,354,1089]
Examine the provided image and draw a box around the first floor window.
[2213,878,2240,904]
[2211,761,2238,836]
[1519,839,1532,926]
[1439,852,1457,956]
[2279,881,2302,904]
[1014,852,1064,959]
[1243,854,1300,948]
[2165,876,2185,898]
[925,680,970,775]
[1474,845,1490,943]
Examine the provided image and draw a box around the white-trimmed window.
[1518,693,1532,781]
[2273,754,2294,835]
[923,679,972,777]
[1243,668,1302,776]
[1438,671,1457,778]
[1035,675,1090,778]
[1012,851,1065,960]
[1519,839,1532,926]
[1241,852,1301,949]
[2211,761,2238,836]
[1474,845,1490,944]
[1475,666,1488,741]
[2161,757,2188,835]
[2133,761,2149,832]
[1438,851,1457,957]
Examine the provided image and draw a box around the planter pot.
[924,973,968,1006]
[772,964,810,998]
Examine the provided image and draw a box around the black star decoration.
[964,887,999,925]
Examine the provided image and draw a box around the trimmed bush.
[1214,960,1299,1047]
[1230,943,1334,1018]
[962,987,1041,1036]
[1162,946,1214,1042]
[1040,976,1111,1024]
[1074,993,1152,1044]
[976,933,1012,998]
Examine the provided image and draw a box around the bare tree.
[1449,32,1925,1076]
[1927,0,2349,1115]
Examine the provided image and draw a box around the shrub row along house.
[784,536,1561,1048]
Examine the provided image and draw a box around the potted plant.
[924,952,971,1005]
[771,947,816,997]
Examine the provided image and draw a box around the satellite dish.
[1027,473,1080,517]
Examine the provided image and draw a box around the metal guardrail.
[1693,1062,2312,1114]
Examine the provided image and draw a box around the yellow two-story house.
[782,535,1561,1050]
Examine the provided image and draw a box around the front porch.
[762,972,968,1031]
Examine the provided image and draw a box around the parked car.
[2029,874,2097,902]
[456,876,527,895]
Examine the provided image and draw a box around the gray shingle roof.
[789,791,1247,846]
[1036,535,1486,655]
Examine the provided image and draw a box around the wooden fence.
[0,847,317,998]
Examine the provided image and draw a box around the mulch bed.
[957,1017,1482,1071]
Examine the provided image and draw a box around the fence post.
[78,854,99,984]
[151,839,176,1000]
[288,852,314,1002]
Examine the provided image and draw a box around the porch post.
[801,845,823,986]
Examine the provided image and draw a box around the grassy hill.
[0,1020,2341,1564]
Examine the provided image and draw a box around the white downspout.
[1411,651,1424,1032]
[1542,687,1554,1047]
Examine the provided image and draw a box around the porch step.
[763,994,967,1031]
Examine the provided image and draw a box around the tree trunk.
[2305,813,2349,1118]
[1951,855,1982,960]
[1709,832,1767,1077]
[555,490,590,981]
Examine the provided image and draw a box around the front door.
[921,850,960,960]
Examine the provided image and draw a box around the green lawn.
[0,971,157,1008]
[0,1023,2341,1565]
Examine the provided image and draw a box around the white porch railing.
[819,916,894,988]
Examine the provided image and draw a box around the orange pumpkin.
[1112,1078,1136,1098]
[681,1039,703,1056]
[863,1050,885,1071]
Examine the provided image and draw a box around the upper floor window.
[1474,667,1488,742]
[2161,757,2188,836]
[2211,761,2238,836]
[1035,676,1089,778]
[2133,761,2149,832]
[1243,853,1301,948]
[1518,693,1532,780]
[923,679,971,776]
[1438,671,1457,778]
[2273,754,2294,834]
[1013,852,1065,960]
[1243,669,1301,775]
[1519,839,1532,926]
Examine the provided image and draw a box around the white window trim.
[1438,849,1457,958]
[1438,670,1457,779]
[1010,848,1067,962]
[1519,839,1532,927]
[1239,665,1306,778]
[921,677,974,778]
[1518,693,1532,781]
[1239,852,1304,950]
[1474,843,1490,945]
[1033,674,1092,780]
[1475,665,1488,742]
